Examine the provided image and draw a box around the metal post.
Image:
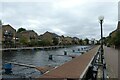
[49,55,53,60]
[100,20,104,64]
[64,51,67,55]
[99,16,107,80]
[100,18,106,80]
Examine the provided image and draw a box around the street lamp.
[98,16,104,63]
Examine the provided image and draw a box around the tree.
[113,31,120,48]
[17,28,26,33]
[19,36,28,45]
[84,38,89,45]
[38,40,51,46]
[106,30,120,48]
[28,40,38,47]
[61,35,64,38]
[79,39,83,45]
[52,37,59,45]
[102,37,107,45]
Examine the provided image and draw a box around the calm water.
[2,45,90,78]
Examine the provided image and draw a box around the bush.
[38,40,51,46]
[52,37,58,45]
[114,31,120,47]
[19,36,28,45]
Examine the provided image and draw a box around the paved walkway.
[39,46,100,79]
[104,46,118,78]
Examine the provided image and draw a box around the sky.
[0,0,119,40]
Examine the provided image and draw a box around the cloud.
[1,0,118,40]
[52,28,66,35]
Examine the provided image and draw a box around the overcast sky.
[1,0,119,40]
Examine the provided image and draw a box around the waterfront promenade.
[104,46,118,78]
[39,46,100,79]
[2,45,118,79]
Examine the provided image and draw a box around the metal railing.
[82,47,108,80]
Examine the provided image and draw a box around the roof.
[20,30,38,35]
[73,37,79,39]
[2,24,16,31]
[44,31,60,37]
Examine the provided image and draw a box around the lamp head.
[98,16,104,21]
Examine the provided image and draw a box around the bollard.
[81,52,84,54]
[64,51,67,55]
[84,47,86,50]
[86,50,88,52]
[49,55,53,60]
[4,63,12,74]
[81,48,83,50]
[72,50,75,52]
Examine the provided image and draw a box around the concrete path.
[104,46,118,78]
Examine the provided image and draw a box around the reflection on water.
[2,45,90,78]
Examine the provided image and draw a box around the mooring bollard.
[81,48,83,50]
[4,63,12,74]
[72,50,75,52]
[81,52,84,54]
[49,55,53,60]
[84,47,86,50]
[64,51,67,55]
[86,50,88,52]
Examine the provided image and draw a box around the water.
[2,45,90,78]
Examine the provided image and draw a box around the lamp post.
[99,16,106,80]
[98,16,104,63]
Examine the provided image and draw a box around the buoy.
[4,63,12,74]
[72,50,75,52]
[64,51,67,55]
[84,47,86,49]
[49,55,53,60]
[81,48,83,50]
